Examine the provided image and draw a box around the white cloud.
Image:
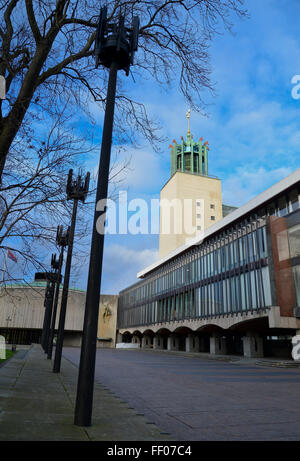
[222,166,293,207]
[111,146,166,193]
[102,243,158,293]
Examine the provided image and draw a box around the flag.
[7,250,17,263]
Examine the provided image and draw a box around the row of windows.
[176,144,202,154]
[120,225,267,309]
[176,153,206,173]
[118,266,272,328]
[118,188,300,329]
[257,188,299,218]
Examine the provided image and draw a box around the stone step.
[255,360,300,368]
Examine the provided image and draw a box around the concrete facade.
[242,333,264,358]
[118,306,300,358]
[167,335,179,351]
[159,171,222,258]
[0,284,118,347]
[119,306,300,336]
[210,334,227,355]
[0,285,85,331]
[185,334,199,352]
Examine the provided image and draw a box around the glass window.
[288,224,300,258]
[184,153,191,171]
[193,154,199,172]
[266,202,276,216]
[289,189,299,213]
[177,155,182,170]
[231,277,237,312]
[257,207,266,218]
[211,216,215,221]
[278,196,288,217]
[261,266,272,307]
[293,265,300,307]
[256,227,266,258]
[248,233,254,263]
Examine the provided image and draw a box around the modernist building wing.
[117,167,300,358]
[0,284,118,348]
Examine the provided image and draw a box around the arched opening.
[174,326,193,351]
[156,328,171,350]
[122,331,132,343]
[196,324,225,353]
[142,329,155,348]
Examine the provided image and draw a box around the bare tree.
[0,106,130,287]
[0,0,247,182]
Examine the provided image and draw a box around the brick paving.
[0,345,173,441]
[63,347,300,441]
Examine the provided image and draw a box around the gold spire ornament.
[186,109,191,134]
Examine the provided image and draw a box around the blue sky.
[5,0,300,294]
[91,0,300,295]
[89,0,300,295]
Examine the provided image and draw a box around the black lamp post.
[74,7,139,427]
[53,169,90,373]
[44,252,61,355]
[47,228,68,360]
[40,272,55,352]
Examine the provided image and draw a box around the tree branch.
[37,32,95,86]
[25,0,42,44]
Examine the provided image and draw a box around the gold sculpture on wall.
[102,304,112,322]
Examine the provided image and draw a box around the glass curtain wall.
[118,218,272,328]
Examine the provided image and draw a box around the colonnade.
[118,331,265,358]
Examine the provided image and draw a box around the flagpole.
[0,248,8,296]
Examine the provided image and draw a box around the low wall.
[116,343,140,349]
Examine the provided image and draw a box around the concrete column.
[153,336,164,350]
[132,335,141,346]
[0,335,5,360]
[242,334,264,358]
[116,332,123,344]
[185,335,199,352]
[167,335,179,351]
[210,334,227,355]
[142,336,151,349]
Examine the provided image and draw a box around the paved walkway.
[0,345,173,441]
[64,347,300,441]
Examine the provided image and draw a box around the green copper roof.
[4,282,86,293]
[170,131,209,177]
